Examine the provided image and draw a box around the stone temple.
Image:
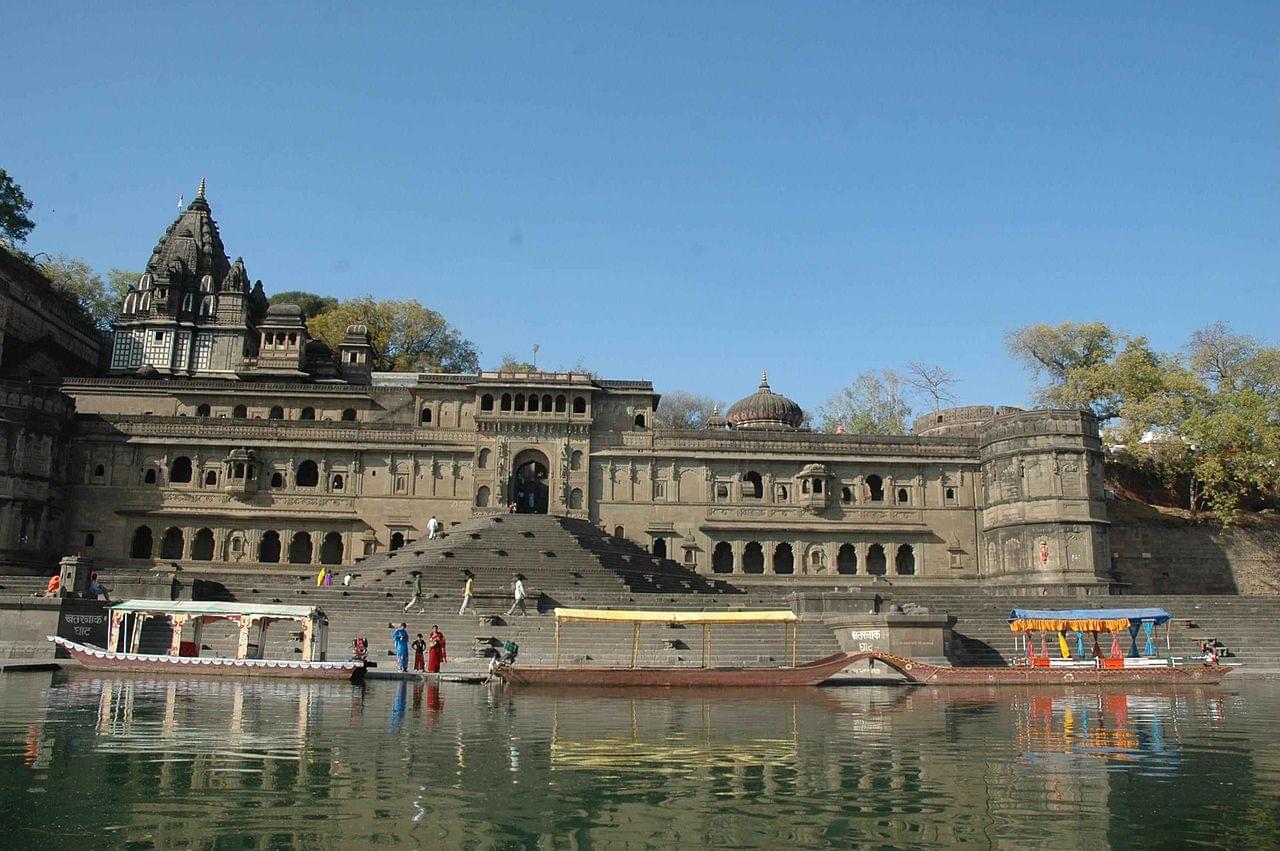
[25,185,1115,592]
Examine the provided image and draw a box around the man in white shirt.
[426,515,442,540]
[506,573,528,616]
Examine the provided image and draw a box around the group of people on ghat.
[390,622,447,673]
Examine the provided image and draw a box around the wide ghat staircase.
[75,515,840,672]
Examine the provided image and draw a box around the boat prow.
[49,636,366,683]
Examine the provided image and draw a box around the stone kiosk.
[791,591,955,665]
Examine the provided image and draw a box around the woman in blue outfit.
[392,622,410,672]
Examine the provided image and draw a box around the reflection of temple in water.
[4,674,1256,848]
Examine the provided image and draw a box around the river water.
[1,672,1278,849]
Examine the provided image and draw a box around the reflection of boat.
[50,600,365,682]
[496,608,857,687]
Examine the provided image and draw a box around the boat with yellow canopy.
[495,608,857,687]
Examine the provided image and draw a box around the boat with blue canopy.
[841,607,1230,686]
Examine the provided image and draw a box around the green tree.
[1005,321,1126,419]
[307,296,480,373]
[815,369,911,435]
[0,168,36,246]
[496,353,538,372]
[654,390,723,429]
[107,269,141,305]
[37,255,116,330]
[270,290,339,319]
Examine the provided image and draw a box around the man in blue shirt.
[391,622,410,672]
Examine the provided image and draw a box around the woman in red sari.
[427,625,447,673]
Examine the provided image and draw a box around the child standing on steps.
[411,633,427,671]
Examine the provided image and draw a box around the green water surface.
[1,672,1277,849]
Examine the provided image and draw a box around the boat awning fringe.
[553,608,797,625]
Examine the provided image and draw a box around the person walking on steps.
[458,570,476,615]
[427,515,442,540]
[392,623,410,672]
[506,573,528,616]
[404,570,425,613]
[411,633,427,672]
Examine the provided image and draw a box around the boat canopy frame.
[106,599,330,663]
[550,608,800,669]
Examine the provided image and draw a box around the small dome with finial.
[724,371,804,430]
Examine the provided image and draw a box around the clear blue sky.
[6,3,1277,414]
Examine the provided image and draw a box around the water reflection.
[1,672,1277,849]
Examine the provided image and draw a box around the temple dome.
[724,372,804,430]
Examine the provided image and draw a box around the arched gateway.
[510,449,551,514]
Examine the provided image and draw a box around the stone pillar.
[794,539,807,575]
[731,541,744,574]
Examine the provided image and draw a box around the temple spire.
[760,370,770,389]
[196,177,206,200]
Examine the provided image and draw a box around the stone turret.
[338,323,374,385]
[976,409,1111,592]
[255,303,308,377]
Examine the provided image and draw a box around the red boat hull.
[49,636,365,682]
[497,651,859,687]
[851,651,1232,686]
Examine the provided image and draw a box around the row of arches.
[145,457,339,490]
[192,404,357,421]
[129,526,344,565]
[709,541,916,576]
[480,393,588,415]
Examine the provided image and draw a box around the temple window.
[331,474,344,491]
[204,470,217,486]
[945,487,956,504]
[196,404,211,417]
[841,486,852,504]
[342,408,357,421]
[501,393,512,411]
[300,407,316,420]
[420,407,433,424]
[897,487,909,504]
[170,456,193,484]
[296,460,320,487]
[232,405,247,419]
[93,464,105,479]
[866,475,884,502]
[634,413,646,429]
[555,395,566,413]
[481,394,494,411]
[270,472,284,488]
[144,469,157,484]
[743,471,763,499]
[529,394,540,412]
[573,396,586,414]
[269,406,284,419]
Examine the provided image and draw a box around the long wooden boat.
[497,607,858,687]
[50,635,366,682]
[497,651,859,688]
[850,651,1231,686]
[48,599,366,683]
